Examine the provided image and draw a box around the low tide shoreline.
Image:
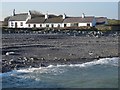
[1,33,119,73]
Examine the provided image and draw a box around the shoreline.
[1,56,119,73]
[2,34,119,73]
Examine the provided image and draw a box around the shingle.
[9,13,29,21]
[96,17,107,23]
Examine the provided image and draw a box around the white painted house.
[8,10,31,28]
[8,10,107,28]
[63,13,96,27]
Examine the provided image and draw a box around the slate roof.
[63,17,94,23]
[9,13,29,21]
[26,17,45,24]
[96,17,107,23]
[45,17,63,23]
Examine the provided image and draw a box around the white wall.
[54,24,58,27]
[8,17,97,28]
[36,24,40,27]
[42,24,46,27]
[8,21,11,27]
[41,23,62,28]
[8,21,28,28]
[78,23,87,26]
[66,23,71,27]
[8,15,31,28]
[61,23,65,27]
[53,23,62,27]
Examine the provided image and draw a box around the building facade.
[8,10,107,28]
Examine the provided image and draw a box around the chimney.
[63,13,66,19]
[82,13,85,18]
[45,12,48,19]
[28,10,31,19]
[13,9,15,16]
[28,10,31,16]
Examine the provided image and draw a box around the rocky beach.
[1,32,119,73]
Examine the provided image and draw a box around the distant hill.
[107,19,120,26]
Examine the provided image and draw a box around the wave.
[68,57,119,68]
[47,57,119,68]
[0,57,119,77]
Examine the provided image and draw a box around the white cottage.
[8,10,31,28]
[63,13,96,27]
[7,10,107,28]
[26,14,64,28]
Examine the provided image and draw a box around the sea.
[0,57,119,88]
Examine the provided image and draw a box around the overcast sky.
[1,1,119,21]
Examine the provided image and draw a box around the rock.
[41,57,45,60]
[69,53,74,56]
[40,63,47,67]
[18,57,23,60]
[9,59,14,64]
[29,66,32,68]
[30,57,34,61]
[89,52,93,56]
[6,52,15,55]
[2,59,7,62]
[23,57,28,61]
[47,54,50,56]
[54,57,58,60]
[30,57,39,61]
[64,58,67,61]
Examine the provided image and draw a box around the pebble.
[89,52,93,56]
[23,57,28,61]
[6,52,15,55]
[30,57,34,61]
[54,57,58,60]
[41,57,45,60]
[64,58,67,61]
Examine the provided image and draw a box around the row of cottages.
[8,10,107,28]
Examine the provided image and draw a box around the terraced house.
[8,10,107,28]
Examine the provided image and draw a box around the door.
[15,22,17,28]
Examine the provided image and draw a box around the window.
[71,23,78,27]
[40,24,42,27]
[15,22,17,28]
[20,22,23,26]
[11,22,13,27]
[74,23,78,26]
[58,24,60,28]
[46,24,49,27]
[51,24,54,28]
[28,24,30,27]
[87,23,90,26]
[34,24,36,28]
[64,24,66,27]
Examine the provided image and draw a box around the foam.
[1,57,119,76]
